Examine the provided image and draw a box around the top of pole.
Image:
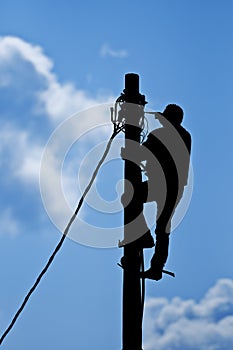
[116,72,147,106]
[124,73,139,95]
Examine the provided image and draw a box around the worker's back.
[143,121,191,193]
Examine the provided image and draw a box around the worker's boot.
[141,233,169,280]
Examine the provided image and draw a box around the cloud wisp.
[100,44,128,58]
[143,278,233,350]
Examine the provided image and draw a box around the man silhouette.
[121,104,192,280]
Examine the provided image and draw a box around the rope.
[0,128,121,346]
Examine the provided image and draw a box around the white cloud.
[100,44,128,58]
[0,36,115,122]
[0,36,53,80]
[143,279,233,350]
[39,79,113,121]
[0,35,115,184]
[0,123,43,183]
[0,208,20,237]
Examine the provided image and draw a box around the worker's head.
[157,104,184,125]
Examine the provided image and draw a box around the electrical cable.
[0,126,121,346]
[139,249,145,322]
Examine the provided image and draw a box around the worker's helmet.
[160,104,184,125]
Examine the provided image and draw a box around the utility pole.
[117,73,147,350]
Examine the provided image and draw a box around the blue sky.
[0,1,233,349]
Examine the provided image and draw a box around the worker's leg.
[119,180,154,248]
[143,187,185,280]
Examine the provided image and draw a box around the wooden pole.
[119,73,147,350]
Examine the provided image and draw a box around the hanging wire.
[139,249,145,322]
[0,123,123,346]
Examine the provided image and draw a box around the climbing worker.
[121,104,192,280]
